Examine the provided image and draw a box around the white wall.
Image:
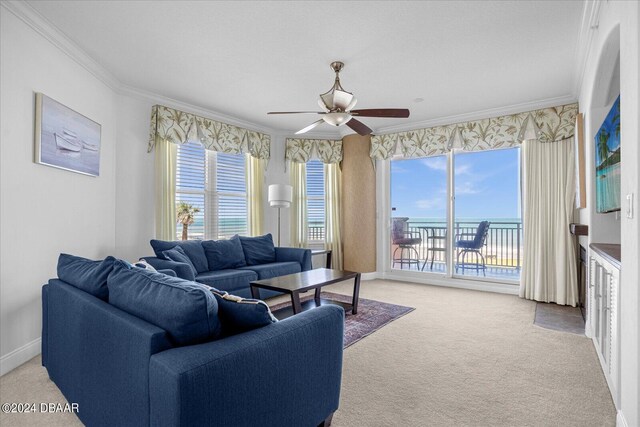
[0,8,118,375]
[114,94,156,261]
[577,1,639,425]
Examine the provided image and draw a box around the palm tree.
[613,103,620,139]
[176,202,200,241]
[597,130,610,165]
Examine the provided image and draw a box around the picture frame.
[34,93,101,176]
[574,112,586,208]
[594,95,621,213]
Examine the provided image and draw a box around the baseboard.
[616,410,629,427]
[0,337,41,377]
[360,272,378,281]
[381,272,519,295]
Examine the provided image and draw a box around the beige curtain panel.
[370,103,578,159]
[148,105,271,160]
[324,163,344,270]
[520,138,578,306]
[154,138,177,240]
[246,155,266,236]
[290,162,308,248]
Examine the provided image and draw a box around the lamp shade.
[268,184,293,208]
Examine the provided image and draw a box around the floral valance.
[148,105,270,160]
[285,138,343,164]
[370,103,578,160]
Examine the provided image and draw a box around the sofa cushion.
[195,269,257,293]
[150,240,209,274]
[239,262,301,280]
[108,260,221,346]
[239,234,276,265]
[202,236,246,271]
[162,246,197,276]
[207,287,277,336]
[57,254,116,300]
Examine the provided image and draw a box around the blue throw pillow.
[108,261,221,346]
[150,240,209,273]
[238,234,276,265]
[207,287,277,336]
[57,254,116,300]
[162,246,198,276]
[202,236,247,270]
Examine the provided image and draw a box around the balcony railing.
[308,224,325,241]
[400,219,523,272]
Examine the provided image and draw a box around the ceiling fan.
[267,61,410,136]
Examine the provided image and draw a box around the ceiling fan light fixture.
[322,112,352,126]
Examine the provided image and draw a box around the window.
[175,142,248,240]
[306,160,325,241]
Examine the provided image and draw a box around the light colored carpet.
[0,279,616,427]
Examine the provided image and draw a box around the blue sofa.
[142,234,312,299]
[42,256,344,427]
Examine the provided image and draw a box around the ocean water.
[596,163,621,212]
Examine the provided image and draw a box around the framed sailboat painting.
[34,93,101,176]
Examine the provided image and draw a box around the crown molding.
[373,93,577,134]
[117,84,278,135]
[572,0,603,98]
[1,0,121,90]
[1,0,277,136]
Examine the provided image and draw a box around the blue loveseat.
[42,255,344,427]
[142,234,311,299]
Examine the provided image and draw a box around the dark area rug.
[269,291,415,348]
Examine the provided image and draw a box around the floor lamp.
[268,184,293,246]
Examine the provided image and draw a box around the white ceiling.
[27,0,585,136]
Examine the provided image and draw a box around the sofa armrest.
[149,305,344,427]
[141,256,195,280]
[44,280,173,427]
[275,247,312,271]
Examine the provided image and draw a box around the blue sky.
[391,148,521,219]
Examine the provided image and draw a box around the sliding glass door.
[453,148,522,280]
[389,147,522,283]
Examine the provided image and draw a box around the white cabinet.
[588,245,620,408]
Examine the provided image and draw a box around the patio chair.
[392,217,422,270]
[455,221,490,276]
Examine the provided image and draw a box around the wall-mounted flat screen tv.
[595,95,621,213]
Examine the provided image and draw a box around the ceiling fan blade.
[267,111,323,115]
[350,108,410,118]
[295,119,325,135]
[346,118,373,136]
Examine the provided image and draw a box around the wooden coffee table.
[250,268,361,320]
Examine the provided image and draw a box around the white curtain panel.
[520,138,578,306]
[289,162,308,248]
[246,154,265,236]
[154,138,177,240]
[324,163,343,270]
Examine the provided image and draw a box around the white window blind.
[306,160,325,241]
[175,142,248,240]
[214,153,248,239]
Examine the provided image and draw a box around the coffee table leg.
[352,273,361,315]
[251,285,260,300]
[314,287,321,306]
[291,291,302,314]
